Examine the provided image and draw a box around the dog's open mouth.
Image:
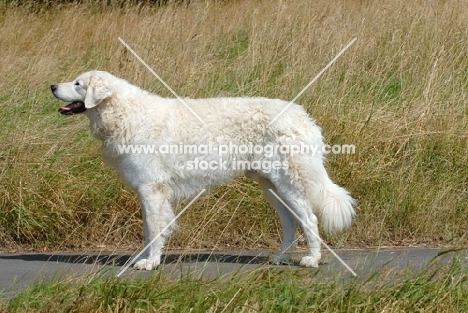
[58,101,86,115]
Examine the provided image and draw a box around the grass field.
[1,0,468,310]
[1,0,467,252]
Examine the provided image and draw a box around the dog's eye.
[74,81,81,86]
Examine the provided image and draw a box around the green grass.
[1,256,467,312]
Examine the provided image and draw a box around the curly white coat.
[51,71,355,270]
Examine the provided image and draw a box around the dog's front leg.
[134,184,175,270]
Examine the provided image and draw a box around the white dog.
[51,70,355,270]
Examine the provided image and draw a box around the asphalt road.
[1,247,466,298]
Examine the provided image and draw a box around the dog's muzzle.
[51,85,87,115]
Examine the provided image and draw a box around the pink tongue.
[58,106,71,113]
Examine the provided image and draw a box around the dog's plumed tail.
[314,179,356,234]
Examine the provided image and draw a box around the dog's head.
[51,71,113,115]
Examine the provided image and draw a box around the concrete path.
[1,247,466,298]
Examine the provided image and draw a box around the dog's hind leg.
[134,184,175,270]
[256,176,298,264]
[269,179,323,268]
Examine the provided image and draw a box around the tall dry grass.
[0,0,467,252]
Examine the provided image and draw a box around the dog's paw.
[133,257,160,271]
[299,255,321,268]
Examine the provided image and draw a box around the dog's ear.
[84,74,112,109]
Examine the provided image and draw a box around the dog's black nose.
[51,85,57,92]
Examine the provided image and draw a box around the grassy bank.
[0,0,467,252]
[1,257,467,312]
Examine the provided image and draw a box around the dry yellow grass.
[0,0,467,252]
